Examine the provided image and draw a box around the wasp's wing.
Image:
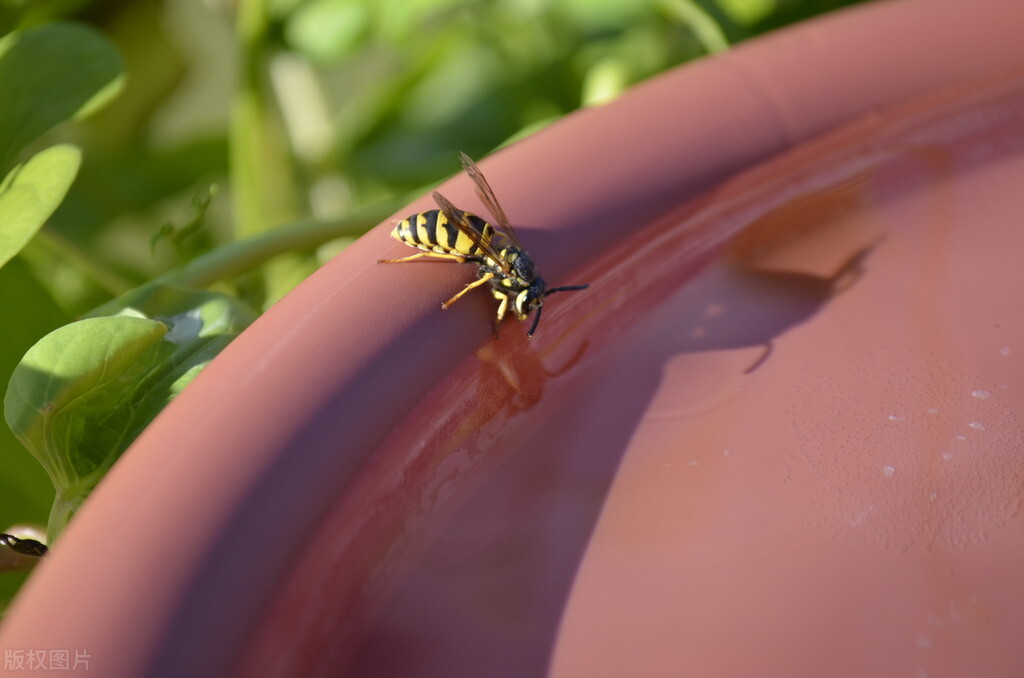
[458,152,524,249]
[432,190,512,275]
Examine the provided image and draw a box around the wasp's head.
[499,247,589,337]
[513,278,548,323]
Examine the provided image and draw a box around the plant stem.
[155,199,401,290]
[231,0,298,238]
[659,0,731,54]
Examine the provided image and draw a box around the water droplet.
[792,351,1024,551]
[971,390,992,399]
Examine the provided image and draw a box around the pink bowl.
[3,0,1024,675]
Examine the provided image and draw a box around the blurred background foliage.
[0,0,870,606]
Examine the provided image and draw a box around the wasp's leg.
[442,272,495,309]
[490,290,510,336]
[377,251,467,264]
[492,290,509,324]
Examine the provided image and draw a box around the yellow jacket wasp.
[377,153,588,337]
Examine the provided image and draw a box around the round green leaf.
[4,317,169,484]
[0,144,82,270]
[4,285,258,541]
[4,316,168,539]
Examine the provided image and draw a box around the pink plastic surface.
[3,0,1024,676]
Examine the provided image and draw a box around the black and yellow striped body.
[389,210,545,327]
[379,152,589,337]
[391,209,495,260]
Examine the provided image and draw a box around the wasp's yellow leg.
[377,251,467,264]
[442,272,495,309]
[490,290,511,336]
[492,290,509,323]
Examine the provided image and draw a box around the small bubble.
[1000,346,1011,356]
[942,453,954,460]
[888,415,907,422]
[971,390,992,399]
[955,434,967,441]
[722,449,731,457]
[929,492,938,502]
[968,421,986,431]
[883,466,896,477]
[688,460,700,467]
[927,408,940,414]
[916,635,933,649]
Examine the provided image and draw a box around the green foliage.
[0,0,871,604]
[0,259,68,537]
[150,185,218,265]
[0,145,81,270]
[5,286,257,540]
[0,22,122,174]
[0,21,127,564]
[6,317,169,539]
[284,0,370,61]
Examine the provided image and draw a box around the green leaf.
[0,257,67,536]
[0,22,124,173]
[0,144,81,270]
[5,316,168,539]
[4,286,257,541]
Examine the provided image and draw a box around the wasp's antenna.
[528,285,588,337]
[528,305,544,337]
[545,284,589,296]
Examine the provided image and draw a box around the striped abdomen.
[391,209,495,258]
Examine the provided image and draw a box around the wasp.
[377,153,588,337]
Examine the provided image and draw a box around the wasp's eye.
[514,289,531,315]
